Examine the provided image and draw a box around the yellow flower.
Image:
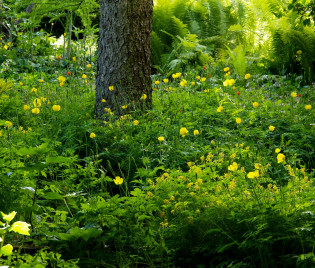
[296,50,302,55]
[180,127,188,137]
[82,74,87,79]
[121,105,128,109]
[200,77,206,82]
[158,136,164,142]
[24,105,30,110]
[155,81,160,85]
[236,118,242,124]
[196,75,201,80]
[141,94,147,100]
[291,92,297,98]
[5,121,13,128]
[38,79,44,83]
[269,125,275,131]
[252,102,259,108]
[277,153,285,163]
[217,106,223,112]
[31,88,37,93]
[224,67,230,72]
[275,148,281,154]
[57,76,66,83]
[28,127,32,131]
[102,99,106,103]
[163,78,169,83]
[134,120,139,126]
[211,140,215,145]
[187,182,193,189]
[228,162,238,171]
[113,176,123,185]
[254,163,262,170]
[223,79,235,86]
[247,170,259,178]
[1,211,16,222]
[193,129,199,136]
[180,79,187,87]
[32,108,40,114]
[52,105,61,112]
[4,45,9,50]
[108,86,114,91]
[90,132,96,139]
[0,244,13,256]
[33,98,42,107]
[87,63,92,68]
[72,57,76,62]
[245,73,251,79]
[191,81,195,86]
[19,126,23,131]
[305,105,311,110]
[10,221,31,235]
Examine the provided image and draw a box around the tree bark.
[95,0,153,119]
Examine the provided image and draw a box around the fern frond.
[171,16,189,38]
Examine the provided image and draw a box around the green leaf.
[138,215,151,221]
[45,156,73,164]
[57,227,102,242]
[43,192,63,200]
[15,143,50,156]
[217,242,237,253]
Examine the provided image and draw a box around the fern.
[226,45,247,77]
[152,0,229,72]
[171,16,189,38]
[271,12,315,82]
[0,79,14,97]
[151,31,165,66]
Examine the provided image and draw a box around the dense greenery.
[0,0,314,267]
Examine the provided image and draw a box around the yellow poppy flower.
[180,127,188,137]
[113,176,123,185]
[52,105,61,112]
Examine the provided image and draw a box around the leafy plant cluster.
[1,0,314,82]
[0,49,314,266]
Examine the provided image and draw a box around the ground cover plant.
[0,0,315,267]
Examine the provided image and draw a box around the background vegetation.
[0,0,314,267]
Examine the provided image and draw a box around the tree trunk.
[95,0,153,119]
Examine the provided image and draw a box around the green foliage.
[226,45,247,77]
[152,0,228,72]
[0,0,314,266]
